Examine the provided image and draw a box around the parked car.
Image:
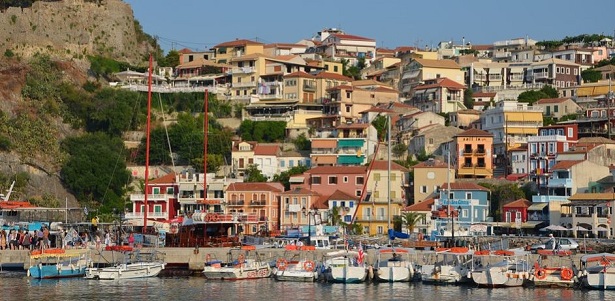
[529,237,579,253]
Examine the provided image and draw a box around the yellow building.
[455,128,494,179]
[212,39,264,64]
[399,58,464,98]
[355,160,409,236]
[412,159,456,203]
[324,81,399,123]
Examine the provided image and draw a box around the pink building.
[528,124,578,190]
[292,166,367,200]
[225,182,284,234]
[127,173,178,225]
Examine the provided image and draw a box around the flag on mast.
[357,241,365,265]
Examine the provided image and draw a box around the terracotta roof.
[314,72,353,81]
[577,137,615,145]
[415,77,466,90]
[326,190,359,201]
[284,71,315,78]
[456,128,493,137]
[414,58,460,69]
[226,182,284,192]
[307,166,366,174]
[253,144,280,156]
[473,92,497,98]
[394,46,417,53]
[550,160,584,170]
[403,198,434,212]
[311,195,329,210]
[531,58,580,67]
[413,159,449,168]
[503,198,532,208]
[534,98,571,105]
[569,193,615,201]
[280,187,319,196]
[336,123,370,129]
[370,160,409,172]
[471,44,492,51]
[230,53,267,62]
[442,182,490,191]
[213,39,264,48]
[327,84,353,91]
[232,140,257,151]
[149,172,176,184]
[330,33,375,42]
[264,43,306,49]
[360,107,395,114]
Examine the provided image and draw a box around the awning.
[179,183,197,191]
[506,173,528,181]
[209,183,224,191]
[311,139,337,148]
[337,139,364,148]
[521,221,544,229]
[289,176,304,184]
[528,203,548,211]
[402,70,420,79]
[337,155,364,165]
[313,156,337,164]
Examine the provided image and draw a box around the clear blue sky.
[125,0,614,54]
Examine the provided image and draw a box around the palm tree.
[399,211,425,234]
[328,206,343,226]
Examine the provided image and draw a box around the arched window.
[260,193,266,201]
[231,194,237,201]
[252,193,258,201]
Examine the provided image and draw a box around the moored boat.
[373,248,416,282]
[470,250,531,287]
[529,252,577,288]
[272,245,319,282]
[85,248,165,280]
[321,249,368,283]
[202,246,271,280]
[28,248,91,279]
[420,247,473,285]
[578,253,615,290]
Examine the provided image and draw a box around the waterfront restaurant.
[561,192,614,239]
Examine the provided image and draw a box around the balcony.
[462,150,474,157]
[124,211,168,219]
[249,200,266,206]
[230,95,251,101]
[532,72,550,80]
[547,178,573,188]
[475,149,486,156]
[303,84,316,92]
[233,81,257,88]
[130,194,170,202]
[228,200,245,206]
[494,52,512,59]
[231,67,255,74]
[532,195,569,203]
[259,94,282,100]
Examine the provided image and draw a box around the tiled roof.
[307,166,366,174]
[442,182,490,191]
[534,98,571,104]
[370,160,409,172]
[280,187,319,195]
[569,193,615,201]
[577,137,615,145]
[413,159,449,168]
[504,198,531,208]
[414,58,460,69]
[471,44,492,51]
[327,84,353,91]
[473,92,497,98]
[456,128,493,137]
[214,39,264,48]
[330,33,375,42]
[253,144,280,156]
[326,190,359,201]
[359,107,394,114]
[550,160,583,170]
[415,77,466,90]
[226,182,284,192]
[284,71,314,78]
[264,43,306,49]
[149,172,176,184]
[314,72,353,81]
[403,198,434,212]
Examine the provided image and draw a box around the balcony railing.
[475,149,486,156]
[303,84,316,91]
[130,194,170,201]
[231,67,255,74]
[124,211,168,219]
[233,81,257,87]
[228,200,245,206]
[462,150,473,157]
[249,200,266,206]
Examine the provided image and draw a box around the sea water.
[2,271,614,301]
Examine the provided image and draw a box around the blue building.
[431,182,490,238]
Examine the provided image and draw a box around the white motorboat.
[85,249,165,280]
[529,253,577,288]
[273,246,319,282]
[202,246,271,280]
[470,250,531,287]
[420,247,474,285]
[321,250,368,283]
[578,253,615,290]
[373,248,416,282]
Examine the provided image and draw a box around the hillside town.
[114,28,615,243]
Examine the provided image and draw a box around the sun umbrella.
[570,225,589,231]
[596,226,610,232]
[540,225,568,231]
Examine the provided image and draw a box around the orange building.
[455,129,494,178]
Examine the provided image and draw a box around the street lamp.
[451,205,462,247]
[302,207,316,246]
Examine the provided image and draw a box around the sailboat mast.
[143,54,153,234]
[203,90,209,205]
[387,114,391,244]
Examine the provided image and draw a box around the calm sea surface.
[2,271,615,301]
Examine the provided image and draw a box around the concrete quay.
[0,247,596,273]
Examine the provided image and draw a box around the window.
[328,176,337,184]
[154,205,162,215]
[312,176,321,184]
[568,128,573,138]
[345,105,351,113]
[466,192,472,199]
[343,176,348,183]
[334,66,338,72]
[390,191,396,198]
[356,190,362,197]
[356,176,364,185]
[374,173,381,181]
[289,160,294,167]
[449,192,454,199]
[166,187,174,194]
[153,187,160,194]
[390,173,396,181]
[420,186,427,193]
[280,160,285,168]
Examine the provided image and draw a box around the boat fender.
[534,268,547,280]
[560,268,573,281]
[303,260,315,272]
[194,246,199,255]
[368,265,374,280]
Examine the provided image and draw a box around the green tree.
[238,120,286,142]
[581,69,602,83]
[61,132,131,210]
[292,133,311,151]
[478,182,524,222]
[159,50,180,68]
[191,154,224,174]
[392,143,407,159]
[272,165,309,190]
[244,164,268,182]
[517,90,549,105]
[540,85,558,98]
[463,88,474,109]
[328,206,343,226]
[371,115,387,141]
[399,211,426,234]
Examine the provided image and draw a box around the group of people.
[0,226,49,250]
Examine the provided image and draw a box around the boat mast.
[143,54,153,234]
[203,89,209,206]
[387,114,391,245]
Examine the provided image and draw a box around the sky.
[124,0,615,54]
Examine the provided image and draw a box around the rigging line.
[157,92,175,167]
[350,141,382,225]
